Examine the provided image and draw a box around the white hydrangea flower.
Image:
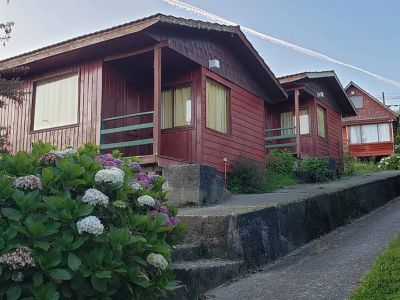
[13,175,42,191]
[129,181,141,191]
[146,253,168,271]
[82,188,109,207]
[50,149,77,157]
[137,195,155,207]
[76,216,104,235]
[94,167,124,186]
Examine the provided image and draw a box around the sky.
[1,0,399,106]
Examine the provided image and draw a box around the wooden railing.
[265,127,297,150]
[100,111,154,151]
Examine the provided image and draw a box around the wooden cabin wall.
[200,68,265,173]
[315,98,343,169]
[0,59,102,153]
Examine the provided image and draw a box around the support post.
[153,46,162,158]
[294,89,301,157]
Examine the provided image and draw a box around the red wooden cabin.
[0,14,287,173]
[342,82,398,158]
[266,71,357,168]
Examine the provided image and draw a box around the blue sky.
[1,0,399,105]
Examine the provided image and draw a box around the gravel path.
[205,197,400,300]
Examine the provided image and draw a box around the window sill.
[161,125,194,133]
[30,123,79,134]
[205,126,231,137]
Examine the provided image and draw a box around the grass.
[263,171,299,192]
[351,235,400,300]
[344,160,379,176]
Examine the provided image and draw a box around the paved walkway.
[205,197,400,300]
[179,171,400,217]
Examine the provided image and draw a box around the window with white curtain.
[349,123,391,144]
[280,108,310,135]
[161,85,192,129]
[33,73,79,131]
[206,79,228,134]
[317,106,327,138]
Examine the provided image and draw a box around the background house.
[343,82,398,158]
[0,14,286,174]
[265,71,357,170]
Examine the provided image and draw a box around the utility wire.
[161,0,400,90]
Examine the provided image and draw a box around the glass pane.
[378,123,391,142]
[349,96,363,108]
[34,73,79,130]
[174,86,191,127]
[361,124,379,143]
[206,79,228,133]
[299,109,310,134]
[161,89,173,129]
[317,106,326,138]
[349,126,361,144]
[280,111,294,135]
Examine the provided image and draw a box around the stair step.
[173,259,247,299]
[172,243,203,262]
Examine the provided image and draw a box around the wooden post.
[153,46,162,158]
[294,89,301,157]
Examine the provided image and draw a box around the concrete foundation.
[162,164,231,207]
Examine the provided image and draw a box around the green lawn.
[263,171,298,192]
[351,235,400,300]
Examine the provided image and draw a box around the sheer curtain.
[317,106,327,138]
[161,89,173,129]
[206,79,228,133]
[349,126,361,144]
[280,111,293,135]
[361,124,378,143]
[378,123,391,142]
[33,73,79,131]
[299,109,310,134]
[174,86,191,127]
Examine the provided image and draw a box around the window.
[280,108,310,135]
[317,106,327,138]
[206,79,228,134]
[349,95,363,108]
[349,123,391,144]
[161,85,192,129]
[33,73,79,131]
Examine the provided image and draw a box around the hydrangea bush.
[377,153,400,170]
[0,142,184,299]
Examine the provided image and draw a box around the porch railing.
[100,111,154,151]
[265,127,297,150]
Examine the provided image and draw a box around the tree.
[0,1,25,152]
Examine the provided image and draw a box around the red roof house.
[265,71,357,170]
[343,82,398,158]
[0,14,286,173]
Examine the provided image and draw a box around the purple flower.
[168,216,180,226]
[94,154,124,169]
[129,162,142,173]
[155,200,169,214]
[136,173,153,189]
[148,174,160,183]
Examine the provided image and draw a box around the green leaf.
[67,253,81,271]
[34,241,50,251]
[7,285,21,300]
[33,272,43,287]
[91,275,107,293]
[48,268,73,281]
[133,276,151,288]
[1,208,22,221]
[95,270,112,279]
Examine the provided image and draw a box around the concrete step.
[173,258,247,299]
[172,243,203,262]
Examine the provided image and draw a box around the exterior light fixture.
[209,59,220,69]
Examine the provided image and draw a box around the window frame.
[316,105,327,139]
[279,106,311,136]
[205,77,231,136]
[349,95,364,109]
[348,122,392,145]
[30,70,81,133]
[161,82,194,131]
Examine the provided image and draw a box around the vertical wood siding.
[1,60,102,153]
[201,68,265,173]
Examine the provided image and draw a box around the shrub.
[378,154,400,170]
[266,149,294,174]
[299,157,328,172]
[343,154,356,175]
[0,142,184,299]
[228,158,264,194]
